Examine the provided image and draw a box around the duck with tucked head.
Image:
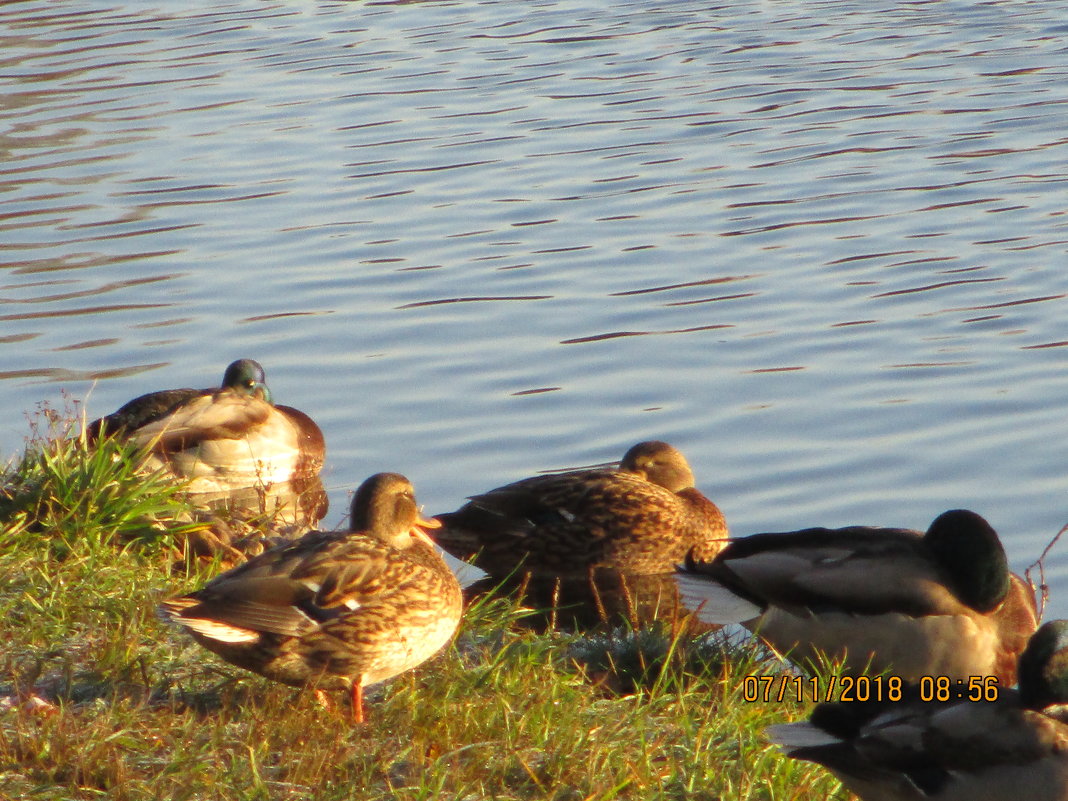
[433,440,728,577]
[431,441,728,630]
[159,472,462,723]
[674,509,1037,683]
[87,359,324,494]
[766,619,1068,801]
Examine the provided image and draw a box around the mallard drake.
[159,472,462,722]
[433,440,728,577]
[87,359,324,494]
[674,509,1037,683]
[766,619,1068,801]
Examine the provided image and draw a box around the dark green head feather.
[222,359,271,403]
[1018,619,1068,709]
[924,509,1010,612]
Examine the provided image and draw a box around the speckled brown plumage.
[433,441,728,578]
[160,473,462,722]
[87,359,325,493]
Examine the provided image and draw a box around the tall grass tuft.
[1,401,199,559]
[0,406,846,800]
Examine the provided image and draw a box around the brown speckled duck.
[675,509,1038,684]
[766,619,1068,801]
[88,359,324,494]
[433,440,728,578]
[159,473,462,723]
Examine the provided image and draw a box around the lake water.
[3,0,1068,615]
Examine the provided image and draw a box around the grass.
[0,406,846,801]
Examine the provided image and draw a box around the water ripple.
[3,0,1068,610]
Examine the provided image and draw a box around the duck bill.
[411,514,442,545]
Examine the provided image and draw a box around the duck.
[159,472,462,723]
[765,619,1068,801]
[432,440,729,577]
[674,509,1037,683]
[87,359,325,494]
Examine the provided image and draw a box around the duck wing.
[678,527,964,623]
[130,391,272,452]
[87,387,203,440]
[162,532,425,642]
[769,692,1065,799]
[436,469,684,572]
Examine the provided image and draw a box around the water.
[3,0,1068,614]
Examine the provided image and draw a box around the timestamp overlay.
[742,674,1000,704]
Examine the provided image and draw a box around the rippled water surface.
[3,0,1068,612]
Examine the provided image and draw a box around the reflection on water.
[2,0,1068,613]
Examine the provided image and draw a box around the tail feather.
[673,572,762,624]
[765,721,842,750]
[158,598,261,644]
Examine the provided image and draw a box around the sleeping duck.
[433,440,728,577]
[87,359,324,494]
[160,472,462,723]
[432,440,729,630]
[766,619,1068,801]
[674,509,1037,683]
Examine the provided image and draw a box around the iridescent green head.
[924,509,1010,613]
[221,359,272,403]
[1019,619,1068,710]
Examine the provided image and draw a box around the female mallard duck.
[87,359,324,493]
[159,473,462,723]
[766,619,1068,801]
[674,509,1037,683]
[432,440,728,577]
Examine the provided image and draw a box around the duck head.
[222,358,272,403]
[924,509,1011,613]
[619,440,695,492]
[1019,619,1068,710]
[350,472,441,549]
